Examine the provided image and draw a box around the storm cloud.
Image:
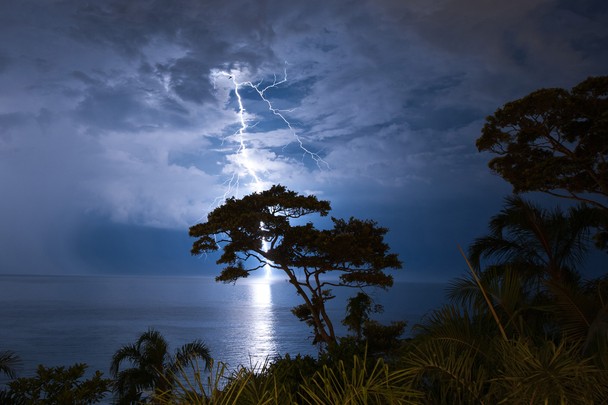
[1,0,606,278]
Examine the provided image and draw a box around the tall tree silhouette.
[190,185,401,347]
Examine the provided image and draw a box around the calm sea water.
[0,274,446,384]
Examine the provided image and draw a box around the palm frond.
[446,275,481,309]
[137,328,170,372]
[554,204,598,269]
[401,339,488,404]
[300,354,422,405]
[495,339,607,404]
[468,195,597,283]
[469,236,538,269]
[156,358,293,405]
[0,350,21,379]
[545,278,608,353]
[413,304,494,361]
[460,246,509,341]
[111,328,212,403]
[173,340,212,373]
[114,367,154,401]
[110,344,141,377]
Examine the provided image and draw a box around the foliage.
[476,75,608,212]
[468,195,597,282]
[401,332,608,404]
[337,291,407,361]
[403,271,608,403]
[263,353,319,399]
[495,338,607,404]
[460,193,608,350]
[401,336,490,404]
[189,184,402,346]
[447,266,543,339]
[361,320,406,357]
[477,75,608,251]
[300,354,422,405]
[4,363,110,405]
[0,350,21,379]
[9,76,608,404]
[110,328,211,404]
[400,186,608,403]
[544,276,608,354]
[342,292,380,341]
[155,358,295,405]
[155,353,422,405]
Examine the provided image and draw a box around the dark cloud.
[68,1,179,56]
[0,112,27,130]
[1,0,606,279]
[154,56,215,104]
[76,84,143,130]
[71,70,102,86]
[0,50,11,73]
[73,72,194,132]
[0,112,26,147]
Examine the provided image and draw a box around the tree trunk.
[281,264,336,346]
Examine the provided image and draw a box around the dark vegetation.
[1,76,607,403]
[189,184,402,347]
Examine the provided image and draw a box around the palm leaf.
[545,278,608,352]
[300,354,422,405]
[412,304,494,362]
[468,195,596,282]
[0,350,21,379]
[173,340,212,373]
[110,344,141,377]
[495,339,607,404]
[401,339,488,404]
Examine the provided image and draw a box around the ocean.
[0,274,447,385]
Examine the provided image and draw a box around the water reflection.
[245,280,277,365]
[251,281,272,307]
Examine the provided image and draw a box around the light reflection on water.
[0,275,447,381]
[245,281,277,365]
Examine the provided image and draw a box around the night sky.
[1,0,607,281]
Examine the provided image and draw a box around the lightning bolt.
[209,65,328,278]
[211,65,328,201]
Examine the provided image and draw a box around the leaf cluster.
[5,363,111,404]
[190,185,401,284]
[477,76,608,209]
[189,184,402,346]
[190,184,331,263]
[110,328,211,404]
[0,350,21,380]
[155,352,422,405]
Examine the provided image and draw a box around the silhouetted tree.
[468,195,597,283]
[189,185,402,346]
[342,292,379,342]
[476,76,608,211]
[6,363,110,404]
[110,328,211,404]
[400,76,608,404]
[477,76,608,249]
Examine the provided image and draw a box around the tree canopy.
[5,363,111,404]
[189,185,402,346]
[476,76,608,212]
